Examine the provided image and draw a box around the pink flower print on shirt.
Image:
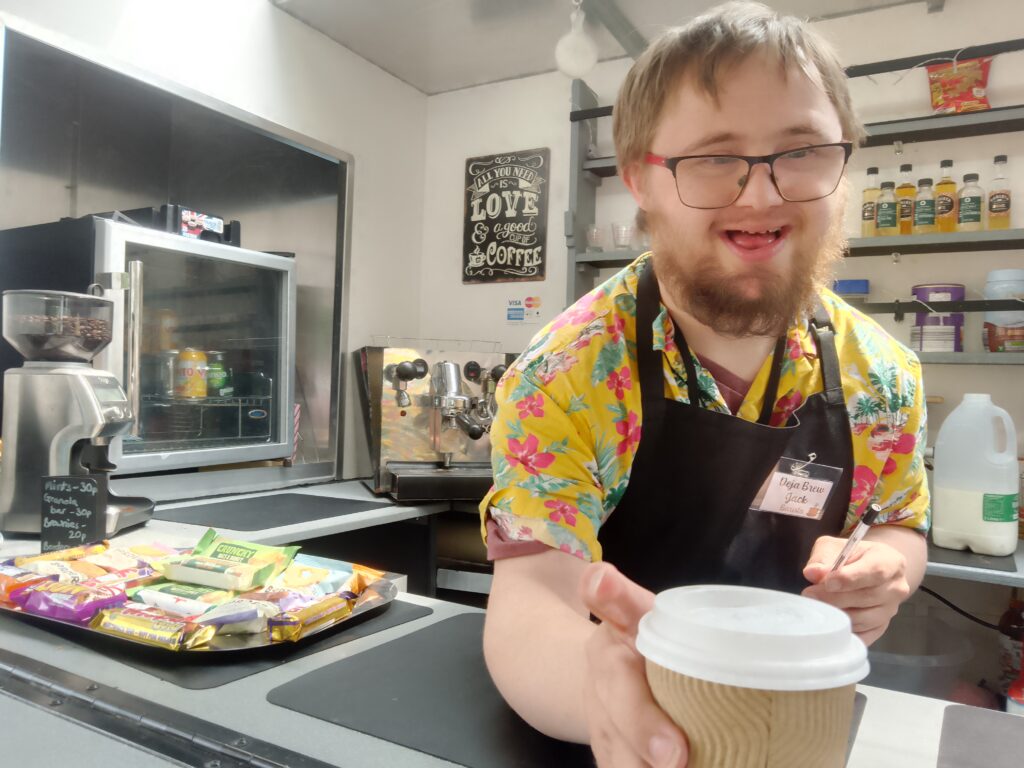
[607,315,627,343]
[769,390,804,427]
[516,393,545,419]
[506,434,556,476]
[536,351,578,385]
[550,292,598,331]
[616,411,641,456]
[882,432,917,476]
[559,543,586,560]
[786,333,804,360]
[850,464,879,511]
[545,499,578,527]
[606,367,632,400]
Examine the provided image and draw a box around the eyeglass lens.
[674,145,848,208]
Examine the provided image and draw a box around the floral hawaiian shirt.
[479,253,930,562]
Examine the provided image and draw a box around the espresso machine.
[0,290,154,535]
[357,343,511,501]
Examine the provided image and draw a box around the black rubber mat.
[154,493,393,530]
[927,539,1018,573]
[0,600,432,690]
[266,613,868,768]
[938,704,1024,767]
[267,613,593,768]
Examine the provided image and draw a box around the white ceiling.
[271,0,936,95]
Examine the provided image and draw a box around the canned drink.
[206,351,230,396]
[174,348,207,398]
[159,349,179,398]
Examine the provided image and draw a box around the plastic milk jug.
[932,394,1020,556]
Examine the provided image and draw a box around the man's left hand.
[802,536,910,646]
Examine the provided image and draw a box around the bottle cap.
[900,164,913,172]
[866,166,879,175]
[918,178,933,186]
[994,155,1008,163]
[940,159,953,168]
[880,181,895,189]
[964,173,980,183]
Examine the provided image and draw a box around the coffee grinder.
[0,290,154,535]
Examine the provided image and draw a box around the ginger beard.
[648,186,848,338]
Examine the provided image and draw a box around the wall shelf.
[917,352,1024,365]
[853,298,1022,317]
[847,228,1024,256]
[575,248,644,268]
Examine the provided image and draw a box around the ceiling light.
[555,0,598,79]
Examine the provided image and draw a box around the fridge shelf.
[141,394,272,407]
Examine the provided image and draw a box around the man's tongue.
[727,229,779,250]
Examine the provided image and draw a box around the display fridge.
[0,212,297,474]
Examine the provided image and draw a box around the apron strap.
[636,262,669,425]
[755,337,787,425]
[809,303,845,407]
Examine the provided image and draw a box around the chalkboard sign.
[463,148,549,284]
[40,475,107,553]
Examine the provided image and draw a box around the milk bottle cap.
[636,585,869,691]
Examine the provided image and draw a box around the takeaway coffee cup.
[636,585,869,768]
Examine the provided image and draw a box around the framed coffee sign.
[463,148,549,283]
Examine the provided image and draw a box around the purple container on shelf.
[912,283,965,327]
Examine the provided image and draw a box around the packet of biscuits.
[926,56,992,114]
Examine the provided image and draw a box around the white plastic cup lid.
[636,585,869,692]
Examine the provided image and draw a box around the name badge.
[749,454,843,520]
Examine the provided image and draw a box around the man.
[480,2,929,766]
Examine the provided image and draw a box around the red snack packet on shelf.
[926,56,992,114]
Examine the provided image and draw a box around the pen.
[830,503,882,573]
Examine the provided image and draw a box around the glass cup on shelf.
[612,222,635,249]
[586,224,605,251]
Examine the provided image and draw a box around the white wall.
[0,0,429,478]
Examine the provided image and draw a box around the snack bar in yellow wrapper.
[14,542,109,568]
[268,595,353,642]
[92,604,216,650]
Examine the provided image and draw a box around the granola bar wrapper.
[22,559,108,583]
[268,595,353,642]
[927,56,992,114]
[268,554,354,597]
[12,580,126,623]
[14,542,109,568]
[195,597,284,635]
[82,543,178,571]
[92,604,215,650]
[0,564,55,604]
[339,564,388,597]
[82,566,161,592]
[133,582,236,617]
[156,529,298,590]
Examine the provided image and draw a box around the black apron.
[599,262,854,595]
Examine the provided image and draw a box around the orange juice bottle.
[895,163,916,235]
[988,155,1011,230]
[935,160,958,232]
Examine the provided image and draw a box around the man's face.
[627,53,848,337]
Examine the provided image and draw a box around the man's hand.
[802,535,910,646]
[580,562,689,768]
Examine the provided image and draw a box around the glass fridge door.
[95,220,295,472]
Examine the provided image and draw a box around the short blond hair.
[613,1,865,174]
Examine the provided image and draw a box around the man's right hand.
[580,562,689,768]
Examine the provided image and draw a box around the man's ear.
[620,161,648,210]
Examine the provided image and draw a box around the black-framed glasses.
[644,142,853,210]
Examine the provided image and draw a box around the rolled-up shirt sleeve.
[479,365,608,563]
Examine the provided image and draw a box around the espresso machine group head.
[0,290,154,536]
